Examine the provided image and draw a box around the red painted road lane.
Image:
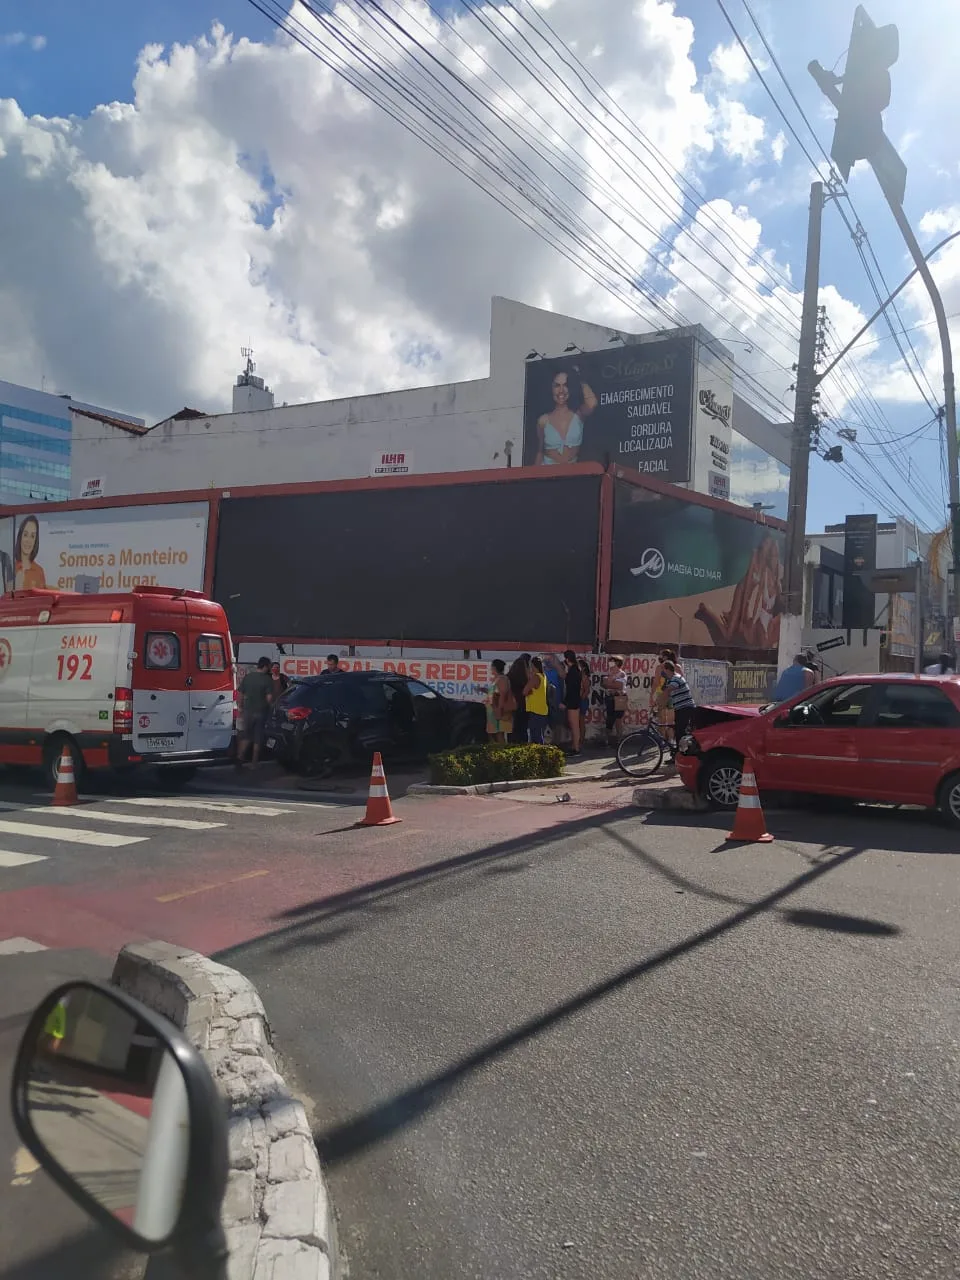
[0,794,633,959]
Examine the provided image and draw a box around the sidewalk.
[186,746,690,807]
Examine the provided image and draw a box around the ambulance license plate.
[144,736,178,751]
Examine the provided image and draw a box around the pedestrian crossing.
[0,795,299,876]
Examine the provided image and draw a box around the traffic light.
[809,6,898,180]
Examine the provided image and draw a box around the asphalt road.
[226,799,960,1280]
[0,762,956,1280]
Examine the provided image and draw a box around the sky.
[1,0,958,534]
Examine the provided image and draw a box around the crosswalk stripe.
[23,808,225,832]
[0,852,47,868]
[104,798,296,818]
[0,937,48,953]
[0,819,146,847]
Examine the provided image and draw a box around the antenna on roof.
[240,346,255,378]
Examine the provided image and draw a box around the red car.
[676,673,960,828]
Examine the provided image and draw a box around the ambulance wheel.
[43,735,85,793]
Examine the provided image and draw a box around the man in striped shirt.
[661,660,695,745]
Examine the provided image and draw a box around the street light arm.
[816,228,960,385]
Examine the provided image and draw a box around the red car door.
[857,682,960,805]
[759,682,875,796]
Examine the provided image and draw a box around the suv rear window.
[197,635,227,672]
[144,632,181,670]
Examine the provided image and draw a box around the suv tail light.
[286,706,310,722]
[113,687,133,736]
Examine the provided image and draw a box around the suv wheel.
[700,753,744,810]
[300,736,346,778]
[938,772,960,829]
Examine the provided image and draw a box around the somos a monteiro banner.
[6,502,208,594]
[610,486,785,652]
[522,336,695,483]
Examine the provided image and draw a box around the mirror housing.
[10,980,228,1266]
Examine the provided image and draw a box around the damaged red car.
[675,673,960,828]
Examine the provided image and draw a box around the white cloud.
[0,1,909,436]
[729,448,790,501]
[708,40,750,86]
[1,32,45,51]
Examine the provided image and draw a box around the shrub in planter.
[428,743,565,787]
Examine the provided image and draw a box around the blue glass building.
[0,379,145,505]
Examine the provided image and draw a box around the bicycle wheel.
[616,730,664,778]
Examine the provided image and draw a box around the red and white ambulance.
[0,585,236,786]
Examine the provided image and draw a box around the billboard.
[842,513,877,629]
[609,484,785,651]
[214,476,601,644]
[691,340,734,501]
[6,503,208,594]
[522,336,695,483]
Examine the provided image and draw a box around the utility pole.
[780,181,824,669]
[810,4,959,652]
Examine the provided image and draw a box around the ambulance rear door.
[184,603,234,753]
[131,600,191,754]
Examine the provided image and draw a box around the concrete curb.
[408,769,613,797]
[112,941,336,1280]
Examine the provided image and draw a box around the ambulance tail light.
[113,687,133,735]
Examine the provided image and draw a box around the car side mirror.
[11,980,228,1272]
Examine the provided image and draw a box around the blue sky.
[1,0,956,535]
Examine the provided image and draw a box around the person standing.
[924,651,955,674]
[577,658,592,747]
[486,659,513,743]
[508,654,532,744]
[562,650,583,754]
[603,656,628,746]
[524,657,549,744]
[772,653,816,703]
[660,660,695,746]
[237,656,274,769]
[323,654,340,674]
[270,662,289,701]
[545,655,566,745]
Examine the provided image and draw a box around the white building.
[70,298,791,506]
[0,378,145,505]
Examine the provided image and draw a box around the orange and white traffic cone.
[52,746,79,807]
[355,752,401,828]
[725,757,773,844]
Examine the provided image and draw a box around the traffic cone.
[355,752,401,828]
[725,757,773,844]
[52,746,79,807]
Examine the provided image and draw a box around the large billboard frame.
[0,462,786,653]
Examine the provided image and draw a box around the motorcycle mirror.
[10,980,228,1267]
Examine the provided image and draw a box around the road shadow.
[217,806,641,964]
[0,1228,142,1280]
[639,803,959,857]
[311,843,866,1168]
[782,908,900,936]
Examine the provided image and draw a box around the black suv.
[264,670,486,775]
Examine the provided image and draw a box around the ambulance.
[0,585,236,787]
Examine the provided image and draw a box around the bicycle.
[616,717,677,778]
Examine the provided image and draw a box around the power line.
[248,0,802,428]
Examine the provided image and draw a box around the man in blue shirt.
[773,653,816,703]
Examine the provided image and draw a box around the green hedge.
[429,743,565,787]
